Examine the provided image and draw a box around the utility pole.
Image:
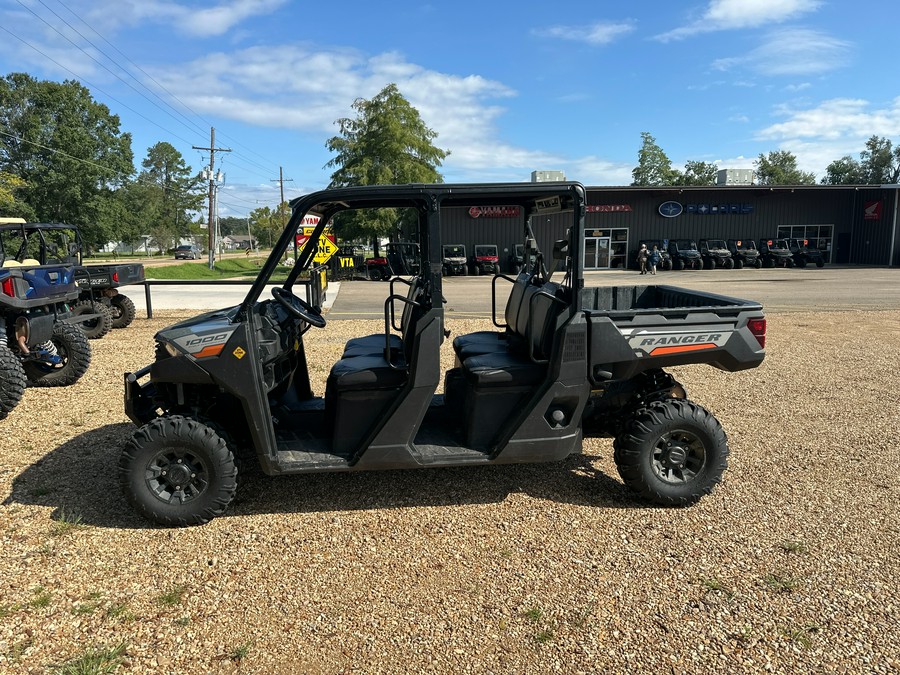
[271,166,294,247]
[193,127,231,269]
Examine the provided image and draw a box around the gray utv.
[121,183,766,526]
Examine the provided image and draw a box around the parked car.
[787,238,826,268]
[174,244,202,260]
[726,239,762,269]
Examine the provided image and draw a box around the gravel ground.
[1,309,898,673]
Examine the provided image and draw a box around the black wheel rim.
[145,449,209,504]
[652,429,706,484]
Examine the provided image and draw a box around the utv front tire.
[613,400,729,506]
[120,415,238,527]
[70,300,113,339]
[0,343,26,421]
[110,294,137,329]
[23,322,91,387]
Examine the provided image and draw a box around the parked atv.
[0,222,144,339]
[470,244,499,275]
[365,241,421,280]
[787,238,826,268]
[699,239,735,269]
[758,238,795,268]
[441,244,468,276]
[667,239,703,270]
[0,263,91,421]
[121,182,766,526]
[726,239,762,269]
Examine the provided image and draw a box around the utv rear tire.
[754,259,762,269]
[816,260,825,268]
[0,343,26,421]
[110,294,137,329]
[120,415,238,527]
[734,259,744,270]
[795,259,807,268]
[724,258,735,269]
[674,259,685,271]
[613,400,729,506]
[23,322,91,387]
[663,260,672,271]
[70,300,113,339]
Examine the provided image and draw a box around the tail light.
[1,277,14,297]
[366,258,388,265]
[112,271,119,282]
[748,318,766,348]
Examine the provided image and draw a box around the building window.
[777,225,833,262]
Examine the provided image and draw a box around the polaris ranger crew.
[121,182,766,526]
[698,239,735,269]
[758,238,795,268]
[787,238,826,268]
[667,239,703,270]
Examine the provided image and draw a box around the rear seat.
[451,272,532,361]
[450,280,567,448]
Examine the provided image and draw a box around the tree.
[631,132,679,186]
[672,160,718,186]
[0,170,33,217]
[822,155,863,185]
[324,83,448,245]
[248,205,282,249]
[822,136,900,185]
[137,142,204,247]
[0,73,134,242]
[754,150,816,185]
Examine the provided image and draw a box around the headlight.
[164,342,180,357]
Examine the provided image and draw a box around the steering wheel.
[272,287,326,328]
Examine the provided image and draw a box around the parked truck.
[120,182,766,526]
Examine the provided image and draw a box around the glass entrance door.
[583,236,611,269]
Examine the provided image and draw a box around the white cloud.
[755,97,900,175]
[712,28,851,77]
[655,0,821,41]
[535,21,636,45]
[77,0,287,37]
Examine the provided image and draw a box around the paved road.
[327,267,900,318]
[128,267,899,317]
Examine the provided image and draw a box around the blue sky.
[1,0,899,217]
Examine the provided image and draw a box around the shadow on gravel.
[5,424,635,529]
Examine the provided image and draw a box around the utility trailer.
[121,182,766,526]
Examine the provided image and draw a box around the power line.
[49,0,286,175]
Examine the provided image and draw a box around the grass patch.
[51,509,86,536]
[29,587,52,608]
[54,642,127,674]
[157,584,188,606]
[0,603,22,617]
[763,573,801,593]
[523,607,542,622]
[780,539,808,554]
[144,257,292,281]
[782,624,820,649]
[71,602,99,616]
[230,641,252,661]
[175,616,190,626]
[105,602,135,622]
[5,637,33,664]
[534,629,554,644]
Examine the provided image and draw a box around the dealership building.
[435,181,900,271]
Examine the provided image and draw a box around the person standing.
[637,243,649,274]
[649,245,661,275]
